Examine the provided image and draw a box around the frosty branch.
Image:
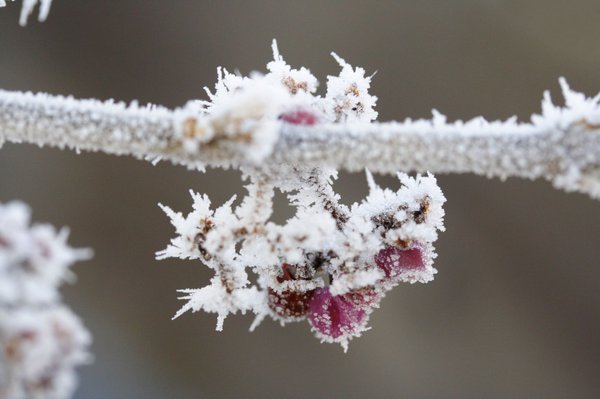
[0,2,599,198]
[1,78,599,199]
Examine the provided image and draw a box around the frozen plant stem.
[0,80,600,199]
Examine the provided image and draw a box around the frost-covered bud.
[175,74,291,163]
[0,306,91,399]
[324,53,378,123]
[267,40,319,95]
[0,201,91,305]
[308,287,368,350]
[375,245,433,284]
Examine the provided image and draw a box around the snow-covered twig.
[0,78,599,199]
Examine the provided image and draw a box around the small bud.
[280,109,319,126]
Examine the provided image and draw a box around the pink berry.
[308,287,367,343]
[280,110,318,125]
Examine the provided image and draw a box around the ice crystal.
[0,201,91,399]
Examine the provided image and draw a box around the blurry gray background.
[1,1,599,398]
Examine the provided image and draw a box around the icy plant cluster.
[0,202,91,399]
[0,0,52,26]
[173,40,379,165]
[158,43,446,350]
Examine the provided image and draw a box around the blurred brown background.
[1,1,599,398]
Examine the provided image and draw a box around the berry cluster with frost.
[158,43,445,350]
[0,0,52,26]
[0,202,91,399]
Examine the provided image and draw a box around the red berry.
[375,246,425,277]
[308,287,367,343]
[375,246,436,288]
[280,110,319,125]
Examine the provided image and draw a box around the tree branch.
[1,82,599,199]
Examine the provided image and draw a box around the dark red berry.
[268,263,315,321]
[268,288,315,320]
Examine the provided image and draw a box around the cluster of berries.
[269,245,426,345]
[160,41,446,350]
